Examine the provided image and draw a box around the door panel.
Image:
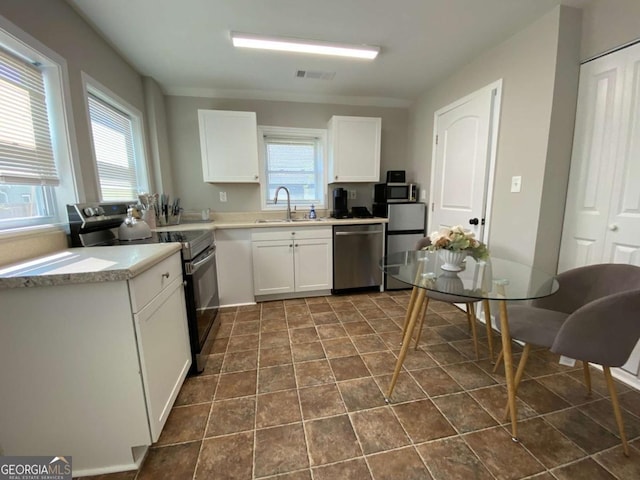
[252,241,294,295]
[602,51,640,267]
[388,203,426,232]
[558,55,625,272]
[431,85,496,241]
[294,239,332,292]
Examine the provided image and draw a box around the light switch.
[510,176,522,193]
[349,190,357,200]
[219,191,227,202]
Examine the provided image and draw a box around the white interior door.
[602,45,640,266]
[557,52,625,272]
[558,43,640,378]
[429,81,501,242]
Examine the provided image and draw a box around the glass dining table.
[380,250,559,441]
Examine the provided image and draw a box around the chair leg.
[493,349,504,373]
[466,303,479,359]
[401,286,420,340]
[413,296,430,349]
[583,361,592,395]
[504,343,531,420]
[483,299,494,360]
[513,344,531,392]
[603,366,629,456]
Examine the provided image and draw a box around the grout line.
[135,291,640,480]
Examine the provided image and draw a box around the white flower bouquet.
[425,225,489,261]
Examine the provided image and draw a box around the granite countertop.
[0,213,388,289]
[0,243,181,289]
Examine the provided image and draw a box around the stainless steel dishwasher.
[333,224,384,292]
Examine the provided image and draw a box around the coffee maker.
[331,187,350,218]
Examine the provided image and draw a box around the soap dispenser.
[309,204,316,219]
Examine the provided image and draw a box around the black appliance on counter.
[67,203,219,374]
[331,187,351,218]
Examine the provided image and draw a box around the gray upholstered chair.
[409,237,494,359]
[503,263,640,456]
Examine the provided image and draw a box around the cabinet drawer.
[252,226,332,242]
[130,253,182,313]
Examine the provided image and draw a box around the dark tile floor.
[85,291,640,479]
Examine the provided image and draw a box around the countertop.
[0,215,388,289]
[0,243,181,289]
[155,216,388,232]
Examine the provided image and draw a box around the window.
[258,126,326,209]
[0,24,76,231]
[85,78,148,201]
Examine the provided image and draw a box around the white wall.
[0,0,149,265]
[1,0,149,202]
[165,96,409,212]
[408,6,582,272]
[143,76,175,197]
[581,0,640,60]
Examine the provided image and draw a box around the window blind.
[264,135,321,205]
[0,47,58,186]
[87,93,139,200]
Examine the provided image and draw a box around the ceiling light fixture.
[230,32,379,59]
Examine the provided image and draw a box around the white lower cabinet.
[252,227,332,297]
[134,274,191,440]
[0,252,191,476]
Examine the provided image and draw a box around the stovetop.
[117,229,213,261]
[67,202,213,261]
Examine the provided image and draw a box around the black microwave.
[374,183,418,203]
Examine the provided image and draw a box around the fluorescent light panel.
[231,32,379,59]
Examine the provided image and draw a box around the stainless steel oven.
[67,203,219,374]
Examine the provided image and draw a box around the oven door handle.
[185,248,215,275]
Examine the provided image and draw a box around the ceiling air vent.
[295,70,336,80]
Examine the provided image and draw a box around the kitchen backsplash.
[0,228,68,267]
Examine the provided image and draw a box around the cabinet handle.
[291,232,295,235]
[295,244,299,247]
[609,224,619,231]
[162,272,170,279]
[289,244,293,248]
[254,175,259,180]
[335,175,338,180]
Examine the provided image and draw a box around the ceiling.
[67,0,590,107]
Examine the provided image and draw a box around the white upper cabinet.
[198,110,259,182]
[327,116,381,182]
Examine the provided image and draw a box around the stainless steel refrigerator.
[383,202,427,290]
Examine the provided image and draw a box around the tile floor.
[85,291,640,480]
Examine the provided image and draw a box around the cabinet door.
[135,278,191,441]
[198,110,259,182]
[328,116,381,182]
[252,240,295,295]
[294,238,333,292]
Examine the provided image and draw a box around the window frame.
[81,72,150,202]
[0,16,80,234]
[257,125,327,211]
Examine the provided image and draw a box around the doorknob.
[469,218,479,225]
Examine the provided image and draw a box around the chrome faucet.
[274,186,292,221]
